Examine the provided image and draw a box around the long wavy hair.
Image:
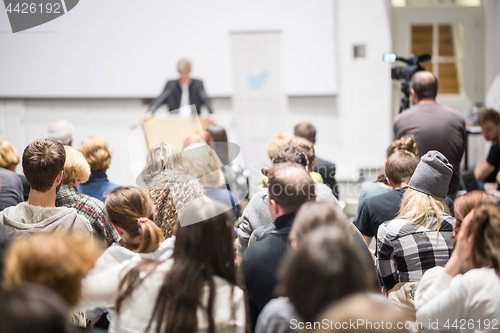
[396,188,449,233]
[147,170,206,239]
[115,199,239,333]
[141,142,186,186]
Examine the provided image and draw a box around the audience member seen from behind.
[47,119,74,146]
[0,141,24,209]
[474,109,500,186]
[237,145,338,260]
[0,284,74,333]
[355,150,420,248]
[56,146,120,246]
[415,204,500,330]
[141,142,186,187]
[377,151,455,293]
[256,202,374,333]
[147,170,205,239]
[356,136,419,217]
[290,136,323,184]
[183,142,238,218]
[452,190,497,237]
[0,139,93,236]
[278,226,377,325]
[78,136,119,202]
[3,232,102,327]
[313,293,411,333]
[393,71,466,199]
[207,123,249,203]
[241,162,315,330]
[78,186,173,314]
[294,122,338,198]
[110,199,245,333]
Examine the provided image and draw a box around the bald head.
[268,162,315,213]
[410,71,438,102]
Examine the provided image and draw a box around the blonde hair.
[0,141,20,169]
[182,143,224,187]
[62,146,91,185]
[397,188,449,232]
[142,142,185,185]
[3,233,102,306]
[290,137,315,170]
[266,132,294,160]
[78,136,112,173]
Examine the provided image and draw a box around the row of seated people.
[0,117,499,332]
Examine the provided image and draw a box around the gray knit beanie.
[408,150,453,198]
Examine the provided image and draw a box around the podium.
[142,115,209,151]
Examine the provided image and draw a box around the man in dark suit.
[147,59,213,117]
[294,122,338,199]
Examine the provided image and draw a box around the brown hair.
[147,170,205,239]
[386,136,418,158]
[279,226,376,322]
[291,201,349,246]
[313,293,410,333]
[294,122,316,144]
[290,137,315,171]
[410,71,438,100]
[182,131,214,150]
[3,233,102,306]
[477,108,500,126]
[116,199,238,333]
[454,191,496,233]
[467,204,500,274]
[78,136,112,173]
[385,150,419,185]
[266,132,294,160]
[267,162,315,213]
[22,138,66,192]
[62,145,91,185]
[106,186,164,253]
[0,141,20,170]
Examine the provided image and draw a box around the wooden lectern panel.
[142,116,209,152]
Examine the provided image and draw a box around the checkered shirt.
[56,184,120,246]
[376,214,454,290]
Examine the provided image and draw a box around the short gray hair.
[47,120,74,146]
[177,58,192,72]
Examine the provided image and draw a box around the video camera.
[383,53,431,113]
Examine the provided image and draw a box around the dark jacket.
[241,212,296,332]
[311,157,338,199]
[149,79,213,115]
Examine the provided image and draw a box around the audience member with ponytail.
[110,198,246,333]
[77,186,173,315]
[415,204,500,330]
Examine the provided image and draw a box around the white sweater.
[77,237,176,312]
[110,258,246,333]
[415,267,500,333]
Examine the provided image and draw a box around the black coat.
[149,79,213,115]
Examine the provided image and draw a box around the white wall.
[0,0,337,98]
[0,0,395,201]
[484,0,500,110]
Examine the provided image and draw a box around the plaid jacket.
[56,185,120,246]
[376,214,454,290]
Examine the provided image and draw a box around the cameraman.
[393,71,466,200]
